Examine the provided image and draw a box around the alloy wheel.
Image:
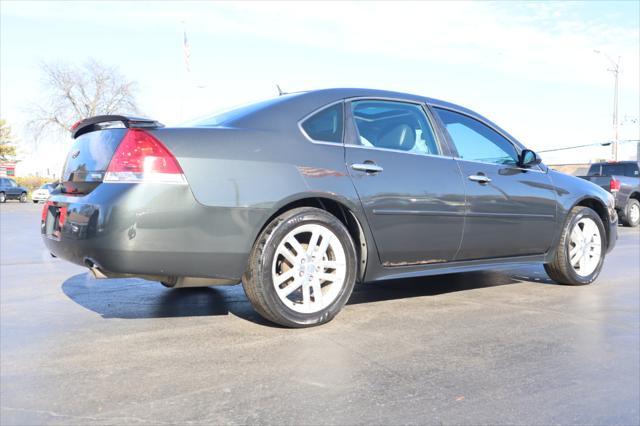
[629,203,640,224]
[568,217,602,277]
[271,223,347,314]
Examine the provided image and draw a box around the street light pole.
[594,50,621,161]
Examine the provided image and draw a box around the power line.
[538,139,639,153]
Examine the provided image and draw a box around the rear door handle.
[351,163,383,174]
[468,174,491,183]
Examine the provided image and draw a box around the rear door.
[345,99,466,266]
[432,107,557,260]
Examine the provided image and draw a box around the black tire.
[0,192,5,203]
[243,207,357,328]
[33,200,39,204]
[619,199,640,228]
[19,193,27,203]
[544,206,606,285]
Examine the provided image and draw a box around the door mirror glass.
[519,149,541,168]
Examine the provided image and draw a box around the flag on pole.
[183,29,191,73]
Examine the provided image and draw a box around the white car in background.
[31,183,56,203]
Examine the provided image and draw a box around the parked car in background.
[42,88,617,327]
[0,177,28,203]
[31,183,57,203]
[580,161,640,227]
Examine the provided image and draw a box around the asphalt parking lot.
[1,202,639,425]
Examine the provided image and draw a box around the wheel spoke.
[274,269,295,286]
[315,232,332,259]
[570,227,583,244]
[319,260,345,270]
[317,272,337,283]
[579,254,588,271]
[302,282,311,305]
[280,277,303,297]
[570,251,582,267]
[569,245,580,258]
[278,246,297,266]
[285,235,305,258]
[307,230,320,255]
[311,280,323,305]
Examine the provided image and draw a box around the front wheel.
[619,199,640,228]
[544,206,606,285]
[243,207,357,328]
[0,192,5,203]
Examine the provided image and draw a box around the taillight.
[41,201,53,222]
[104,130,186,184]
[610,178,621,192]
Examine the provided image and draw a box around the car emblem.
[71,150,80,159]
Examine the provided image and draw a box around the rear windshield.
[588,163,640,177]
[183,93,299,127]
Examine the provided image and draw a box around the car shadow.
[61,265,550,325]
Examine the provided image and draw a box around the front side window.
[301,103,344,143]
[7,179,17,187]
[351,100,439,155]
[434,108,518,165]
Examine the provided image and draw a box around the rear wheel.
[0,192,5,203]
[619,199,640,228]
[19,193,27,203]
[33,200,39,204]
[544,206,606,285]
[243,207,357,328]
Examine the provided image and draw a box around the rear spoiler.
[71,115,164,139]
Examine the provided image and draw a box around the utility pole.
[594,50,621,161]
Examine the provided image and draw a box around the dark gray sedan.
[42,88,617,327]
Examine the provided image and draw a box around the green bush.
[14,176,52,193]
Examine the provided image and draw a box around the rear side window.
[351,100,440,155]
[301,103,344,143]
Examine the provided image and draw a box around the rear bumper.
[32,193,49,202]
[41,183,267,281]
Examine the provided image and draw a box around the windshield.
[39,184,56,190]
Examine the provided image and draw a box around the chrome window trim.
[297,100,345,145]
[344,143,456,160]
[346,97,450,158]
[431,105,545,173]
[454,157,547,173]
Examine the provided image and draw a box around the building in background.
[0,161,17,177]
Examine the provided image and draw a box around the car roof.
[222,87,522,147]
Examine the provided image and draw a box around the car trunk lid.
[61,128,127,194]
[60,116,165,194]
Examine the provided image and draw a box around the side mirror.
[518,149,541,168]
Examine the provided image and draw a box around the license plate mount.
[45,205,67,240]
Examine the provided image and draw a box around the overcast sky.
[1,1,639,175]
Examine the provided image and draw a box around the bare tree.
[28,59,139,137]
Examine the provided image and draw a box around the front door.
[345,99,466,266]
[432,107,557,260]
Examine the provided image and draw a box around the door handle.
[351,163,383,174]
[468,174,491,183]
